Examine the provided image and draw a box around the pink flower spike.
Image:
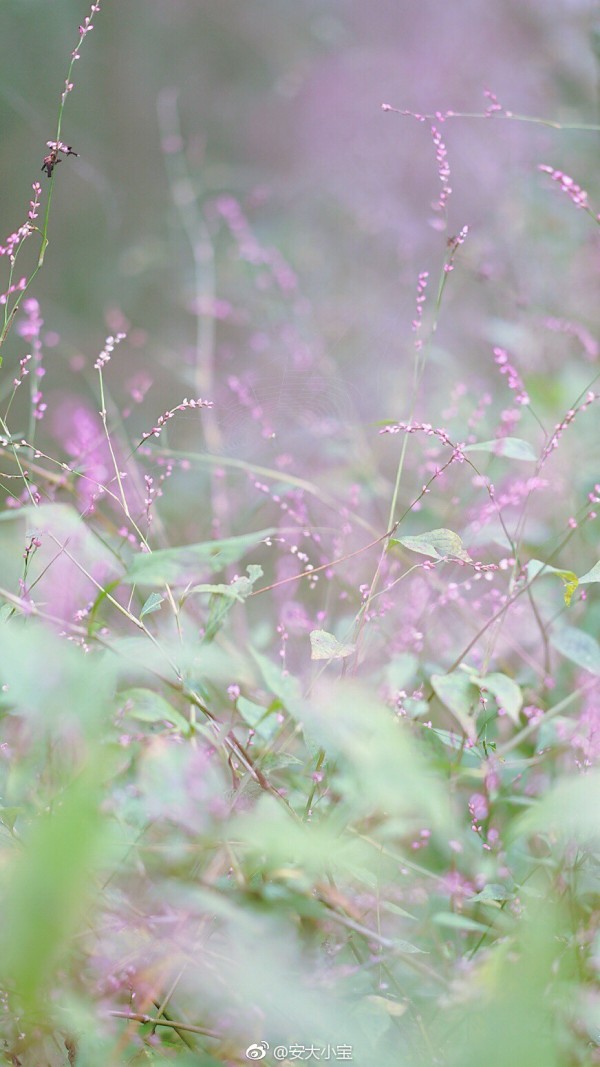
[94,331,126,370]
[430,125,452,213]
[539,164,591,211]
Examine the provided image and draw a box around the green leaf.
[432,912,491,933]
[120,688,190,733]
[0,807,22,833]
[527,559,578,606]
[258,883,325,918]
[512,770,600,841]
[381,900,418,921]
[463,437,537,462]
[0,622,115,731]
[188,564,264,602]
[475,672,522,724]
[250,650,304,718]
[430,671,479,740]
[198,566,264,642]
[390,528,472,562]
[140,592,165,618]
[469,884,514,903]
[385,653,418,691]
[309,629,355,661]
[578,560,600,585]
[1,755,112,1012]
[365,995,408,1016]
[237,696,280,741]
[550,625,600,675]
[122,529,276,586]
[299,680,451,828]
[390,940,425,955]
[233,794,373,878]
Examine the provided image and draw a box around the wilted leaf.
[527,559,578,606]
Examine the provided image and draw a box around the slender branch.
[109,1010,218,1038]
[382,103,600,133]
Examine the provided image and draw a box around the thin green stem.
[354,237,465,665]
[0,7,99,357]
[37,21,87,267]
[109,1010,216,1039]
[98,369,130,518]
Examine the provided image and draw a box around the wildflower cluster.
[0,183,41,262]
[483,89,509,116]
[2,7,600,1063]
[379,419,455,447]
[493,346,530,407]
